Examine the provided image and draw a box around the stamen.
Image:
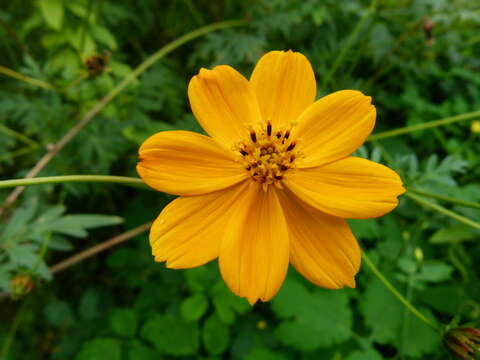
[237,125,298,189]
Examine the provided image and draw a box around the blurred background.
[1,0,480,359]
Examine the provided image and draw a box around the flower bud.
[443,326,480,359]
[10,275,34,299]
[471,120,480,134]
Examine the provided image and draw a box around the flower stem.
[0,299,27,359]
[406,192,480,231]
[368,110,480,141]
[0,175,148,190]
[361,251,441,332]
[407,187,480,210]
[0,65,57,91]
[321,0,378,89]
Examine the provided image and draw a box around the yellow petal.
[137,130,247,196]
[188,65,262,146]
[293,90,376,168]
[250,50,316,129]
[277,189,360,288]
[284,157,405,219]
[219,183,290,305]
[150,182,248,269]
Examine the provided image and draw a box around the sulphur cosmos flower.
[137,50,405,305]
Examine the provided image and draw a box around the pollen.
[236,122,297,190]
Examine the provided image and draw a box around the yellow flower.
[137,50,405,305]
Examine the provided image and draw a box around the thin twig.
[0,65,57,91]
[0,20,246,216]
[50,222,152,273]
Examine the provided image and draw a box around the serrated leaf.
[141,314,199,356]
[39,0,64,31]
[181,293,208,322]
[6,243,38,268]
[360,278,403,344]
[110,308,138,337]
[76,338,122,360]
[203,314,230,355]
[272,277,352,350]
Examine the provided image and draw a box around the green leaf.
[348,219,381,240]
[49,214,123,238]
[360,278,403,344]
[128,340,158,360]
[181,293,208,322]
[39,0,64,31]
[6,243,38,269]
[91,25,118,51]
[44,300,75,327]
[430,223,480,243]
[110,308,138,337]
[141,314,199,356]
[244,348,288,360]
[345,349,383,360]
[272,277,352,350]
[417,263,453,283]
[212,280,250,324]
[203,314,230,355]
[393,308,440,357]
[76,338,122,360]
[79,289,99,319]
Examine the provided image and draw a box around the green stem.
[406,192,480,231]
[321,0,378,89]
[0,65,57,91]
[407,187,480,210]
[368,110,480,141]
[362,251,441,332]
[0,175,148,190]
[0,299,27,359]
[0,124,39,147]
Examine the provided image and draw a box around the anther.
[286,142,296,151]
[284,130,290,139]
[280,165,289,171]
[276,132,282,139]
[274,175,283,180]
[267,123,272,136]
[240,149,248,156]
[250,130,257,143]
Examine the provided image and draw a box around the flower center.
[236,122,297,190]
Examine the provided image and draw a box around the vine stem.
[406,192,480,231]
[0,19,246,216]
[361,251,442,333]
[0,175,147,190]
[407,187,480,210]
[0,299,28,359]
[367,110,480,141]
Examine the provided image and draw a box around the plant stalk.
[362,251,441,332]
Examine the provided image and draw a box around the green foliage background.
[1,0,480,359]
